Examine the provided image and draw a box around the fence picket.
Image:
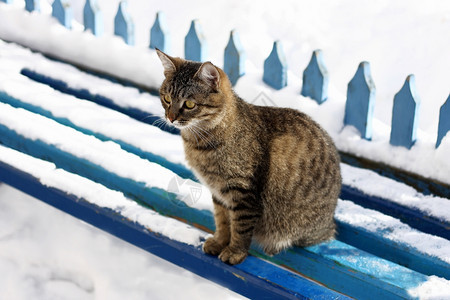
[185,19,207,62]
[83,0,103,36]
[301,50,329,104]
[224,30,245,86]
[263,41,287,90]
[52,0,72,29]
[436,94,450,148]
[344,62,376,140]
[114,0,134,45]
[150,12,170,53]
[25,0,40,12]
[390,75,420,149]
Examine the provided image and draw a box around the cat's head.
[156,49,231,130]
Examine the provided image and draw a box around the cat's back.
[246,102,341,197]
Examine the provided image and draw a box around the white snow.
[336,200,450,264]
[0,183,243,300]
[0,0,449,298]
[408,276,450,300]
[341,164,450,222]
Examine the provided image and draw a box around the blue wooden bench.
[0,55,449,299]
[1,1,449,299]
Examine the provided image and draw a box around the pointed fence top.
[351,61,376,90]
[263,40,287,90]
[116,1,131,22]
[344,61,376,140]
[390,74,420,149]
[224,29,246,86]
[25,0,40,12]
[436,94,450,148]
[52,0,72,29]
[402,74,420,102]
[84,0,103,36]
[150,11,170,53]
[185,19,207,62]
[266,41,287,68]
[225,30,244,55]
[301,49,329,104]
[114,0,134,45]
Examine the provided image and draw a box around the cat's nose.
[167,112,177,123]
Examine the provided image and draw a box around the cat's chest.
[184,143,236,203]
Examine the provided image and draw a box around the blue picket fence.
[6,0,449,150]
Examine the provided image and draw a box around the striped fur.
[157,50,341,265]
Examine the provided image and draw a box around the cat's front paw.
[218,246,248,265]
[203,237,227,256]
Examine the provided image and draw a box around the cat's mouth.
[169,119,190,129]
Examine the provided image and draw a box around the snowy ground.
[0,184,243,300]
[0,0,449,299]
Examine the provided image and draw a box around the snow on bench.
[0,72,450,298]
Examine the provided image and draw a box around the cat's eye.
[185,100,196,109]
[163,94,171,104]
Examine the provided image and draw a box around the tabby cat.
[156,49,341,265]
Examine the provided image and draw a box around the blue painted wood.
[83,0,103,36]
[340,184,450,240]
[344,62,376,140]
[20,68,179,135]
[149,12,170,53]
[336,220,450,280]
[224,30,246,86]
[255,241,430,299]
[263,41,287,90]
[25,0,40,12]
[185,20,207,62]
[436,94,450,148]
[301,50,329,104]
[52,0,72,29]
[0,160,348,300]
[390,75,420,149]
[114,0,134,45]
[0,118,433,299]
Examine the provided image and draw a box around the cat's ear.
[195,62,220,91]
[156,48,177,76]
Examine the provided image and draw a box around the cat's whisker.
[189,123,216,149]
[186,126,200,148]
[191,127,215,149]
[153,117,175,131]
